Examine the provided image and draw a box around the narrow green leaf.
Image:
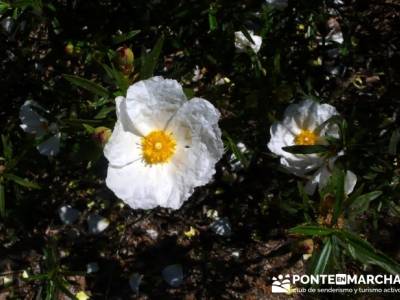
[348,191,382,216]
[337,230,400,274]
[82,123,95,134]
[224,133,249,168]
[112,29,141,44]
[312,237,333,275]
[140,35,164,80]
[0,182,5,218]
[332,168,345,224]
[1,134,13,161]
[5,173,40,189]
[282,144,330,154]
[289,225,335,237]
[389,129,400,155]
[94,106,115,119]
[208,5,217,31]
[63,74,109,97]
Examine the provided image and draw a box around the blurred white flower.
[234,31,262,53]
[268,99,347,194]
[87,214,109,234]
[58,205,80,225]
[129,273,143,293]
[265,0,288,9]
[162,264,183,287]
[19,100,60,156]
[104,76,224,210]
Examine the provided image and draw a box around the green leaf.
[208,5,217,31]
[5,174,40,189]
[312,237,333,275]
[0,2,10,14]
[101,63,129,93]
[0,182,5,218]
[289,225,335,237]
[1,134,13,161]
[282,145,330,154]
[112,29,141,44]
[140,35,164,80]
[347,191,382,216]
[224,133,249,168]
[63,74,109,97]
[337,230,400,275]
[82,123,95,134]
[331,168,345,224]
[389,129,400,155]
[94,106,115,119]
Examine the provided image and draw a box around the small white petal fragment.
[344,170,357,196]
[210,218,232,237]
[234,31,262,53]
[129,273,143,293]
[162,264,183,287]
[86,262,99,274]
[58,205,80,225]
[146,229,159,240]
[87,214,109,234]
[21,270,29,279]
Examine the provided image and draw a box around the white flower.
[265,0,288,9]
[19,100,60,156]
[268,99,344,193]
[234,31,262,54]
[104,76,224,210]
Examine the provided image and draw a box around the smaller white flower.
[234,31,262,53]
[162,264,183,287]
[58,205,80,225]
[265,0,288,9]
[268,99,345,194]
[87,214,109,234]
[19,100,60,156]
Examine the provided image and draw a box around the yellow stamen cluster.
[141,130,176,164]
[294,130,318,145]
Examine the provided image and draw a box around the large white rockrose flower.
[19,100,60,156]
[104,76,224,210]
[268,99,356,194]
[234,31,262,54]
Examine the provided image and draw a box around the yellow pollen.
[141,130,176,164]
[294,130,318,145]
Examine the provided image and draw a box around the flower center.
[294,130,318,145]
[141,130,176,164]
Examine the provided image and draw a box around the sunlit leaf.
[63,74,109,97]
[140,35,164,80]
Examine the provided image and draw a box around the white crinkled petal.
[103,120,142,167]
[106,162,176,210]
[37,133,60,156]
[124,76,187,136]
[19,100,48,137]
[164,98,224,209]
